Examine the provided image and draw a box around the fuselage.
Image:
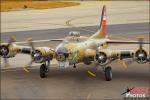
[55,36,108,65]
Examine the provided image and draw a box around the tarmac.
[1,63,149,99]
[1,1,149,32]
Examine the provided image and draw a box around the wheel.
[105,66,112,81]
[40,64,47,78]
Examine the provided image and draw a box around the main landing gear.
[40,60,50,78]
[103,66,112,81]
[73,64,76,68]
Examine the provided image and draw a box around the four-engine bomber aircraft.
[0,5,150,81]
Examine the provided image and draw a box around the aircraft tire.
[105,66,112,81]
[40,64,47,78]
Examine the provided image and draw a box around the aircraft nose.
[56,47,69,61]
[56,47,69,58]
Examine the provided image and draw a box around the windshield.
[63,36,81,44]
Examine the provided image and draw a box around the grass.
[1,0,80,12]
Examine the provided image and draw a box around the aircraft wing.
[96,48,149,67]
[96,38,150,67]
[106,40,150,44]
[14,39,64,44]
[0,38,56,68]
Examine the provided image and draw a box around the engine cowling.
[96,51,109,66]
[31,47,54,63]
[96,49,135,66]
[0,43,20,58]
[134,49,149,64]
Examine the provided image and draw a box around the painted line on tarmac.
[87,70,96,77]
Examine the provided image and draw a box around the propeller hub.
[96,52,108,65]
[135,49,147,64]
[98,55,105,60]
[0,46,9,57]
[31,50,43,63]
[138,53,145,58]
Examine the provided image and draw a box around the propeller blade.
[23,60,33,73]
[117,52,121,64]
[137,36,144,50]
[117,52,128,68]
[3,58,9,68]
[26,37,34,51]
[122,59,134,69]
[122,59,128,69]
[8,36,16,46]
[126,59,134,65]
[27,60,33,67]
[1,36,16,68]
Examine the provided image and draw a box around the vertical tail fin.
[90,5,107,39]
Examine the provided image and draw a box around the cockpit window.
[63,36,80,43]
[56,47,70,61]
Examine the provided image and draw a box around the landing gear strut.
[73,64,76,68]
[104,66,112,81]
[40,60,50,78]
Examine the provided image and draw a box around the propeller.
[137,36,144,50]
[96,52,108,66]
[23,60,33,73]
[1,36,16,67]
[135,37,148,64]
[23,37,44,72]
[122,59,134,69]
[23,37,35,72]
[117,52,129,69]
[27,37,35,51]
[119,36,146,68]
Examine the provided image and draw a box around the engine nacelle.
[134,49,149,64]
[96,51,109,66]
[96,49,134,66]
[0,43,20,58]
[95,49,116,66]
[31,47,54,63]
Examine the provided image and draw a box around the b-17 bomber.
[0,5,149,81]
